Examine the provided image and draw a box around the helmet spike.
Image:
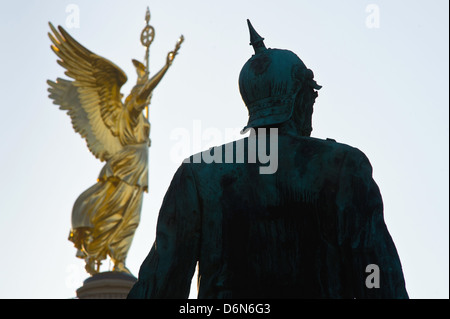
[247,19,267,54]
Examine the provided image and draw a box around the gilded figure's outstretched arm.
[134,36,184,114]
[128,62,171,118]
[138,60,171,102]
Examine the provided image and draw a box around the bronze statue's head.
[239,20,321,136]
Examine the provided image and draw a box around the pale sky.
[0,0,448,299]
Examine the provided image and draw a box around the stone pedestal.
[76,271,137,299]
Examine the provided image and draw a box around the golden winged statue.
[47,8,183,275]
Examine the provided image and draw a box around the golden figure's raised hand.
[167,35,184,65]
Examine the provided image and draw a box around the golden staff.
[140,7,154,119]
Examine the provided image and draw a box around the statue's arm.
[128,163,200,298]
[337,149,409,299]
[130,41,181,118]
[134,56,174,112]
[128,62,172,120]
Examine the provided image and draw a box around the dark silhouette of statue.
[128,20,408,299]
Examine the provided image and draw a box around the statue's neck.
[277,119,312,138]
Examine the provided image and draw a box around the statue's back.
[129,133,408,298]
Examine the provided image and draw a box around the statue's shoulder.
[292,135,355,151]
[322,137,373,173]
[302,136,370,165]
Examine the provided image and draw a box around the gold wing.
[47,23,127,162]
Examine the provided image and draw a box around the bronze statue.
[47,8,183,275]
[128,20,408,298]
